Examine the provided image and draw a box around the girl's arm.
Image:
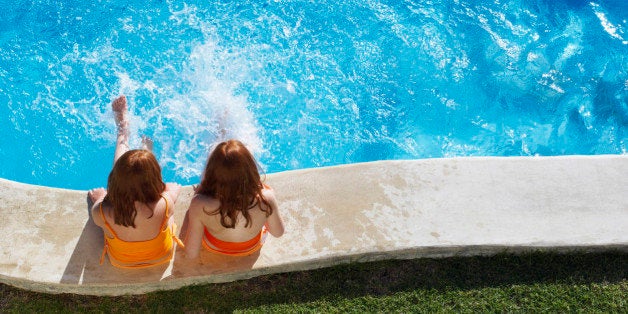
[263,189,285,238]
[163,182,182,218]
[182,196,206,259]
[88,188,107,228]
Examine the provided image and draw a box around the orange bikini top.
[200,188,272,256]
[202,226,267,256]
[99,196,183,268]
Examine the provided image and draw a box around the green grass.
[1,251,626,313]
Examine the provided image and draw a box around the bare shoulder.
[160,190,178,215]
[189,194,219,218]
[91,202,111,227]
[261,187,277,201]
[90,205,101,226]
[260,187,279,213]
[261,186,284,237]
[156,195,172,217]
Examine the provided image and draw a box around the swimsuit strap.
[159,195,185,248]
[172,223,185,248]
[99,202,118,239]
[102,196,169,236]
[99,202,115,265]
[158,195,169,230]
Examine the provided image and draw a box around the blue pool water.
[1,0,627,190]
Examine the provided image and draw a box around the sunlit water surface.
[0,0,626,189]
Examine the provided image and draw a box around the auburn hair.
[103,149,166,228]
[195,140,271,228]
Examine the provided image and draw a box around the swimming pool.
[1,0,626,190]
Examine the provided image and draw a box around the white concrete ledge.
[1,155,626,296]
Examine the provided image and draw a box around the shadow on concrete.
[165,208,262,280]
[59,217,103,284]
[166,243,261,280]
[59,197,104,284]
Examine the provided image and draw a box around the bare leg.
[218,108,228,142]
[141,135,154,151]
[112,95,130,164]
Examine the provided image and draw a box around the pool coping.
[1,155,627,296]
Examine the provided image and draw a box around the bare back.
[93,194,172,242]
[199,189,273,241]
[183,187,284,259]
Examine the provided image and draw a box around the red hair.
[195,140,271,228]
[104,149,165,228]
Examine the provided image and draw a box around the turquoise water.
[1,0,626,189]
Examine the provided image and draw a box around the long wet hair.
[195,140,272,228]
[103,149,166,228]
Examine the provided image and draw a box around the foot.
[112,95,129,132]
[218,108,229,140]
[141,135,154,151]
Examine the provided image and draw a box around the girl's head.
[196,139,270,228]
[105,149,165,227]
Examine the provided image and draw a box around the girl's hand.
[88,188,107,204]
[166,182,181,193]
[165,182,182,203]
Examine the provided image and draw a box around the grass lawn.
[1,250,626,313]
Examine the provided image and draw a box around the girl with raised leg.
[88,95,182,268]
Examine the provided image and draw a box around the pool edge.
[1,155,627,295]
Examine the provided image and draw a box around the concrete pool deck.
[0,155,626,296]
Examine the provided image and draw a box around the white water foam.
[590,2,628,45]
[66,3,267,183]
[157,40,263,180]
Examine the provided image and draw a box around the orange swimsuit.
[202,226,267,256]
[99,196,183,268]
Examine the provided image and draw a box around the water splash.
[154,40,263,181]
[1,0,627,189]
